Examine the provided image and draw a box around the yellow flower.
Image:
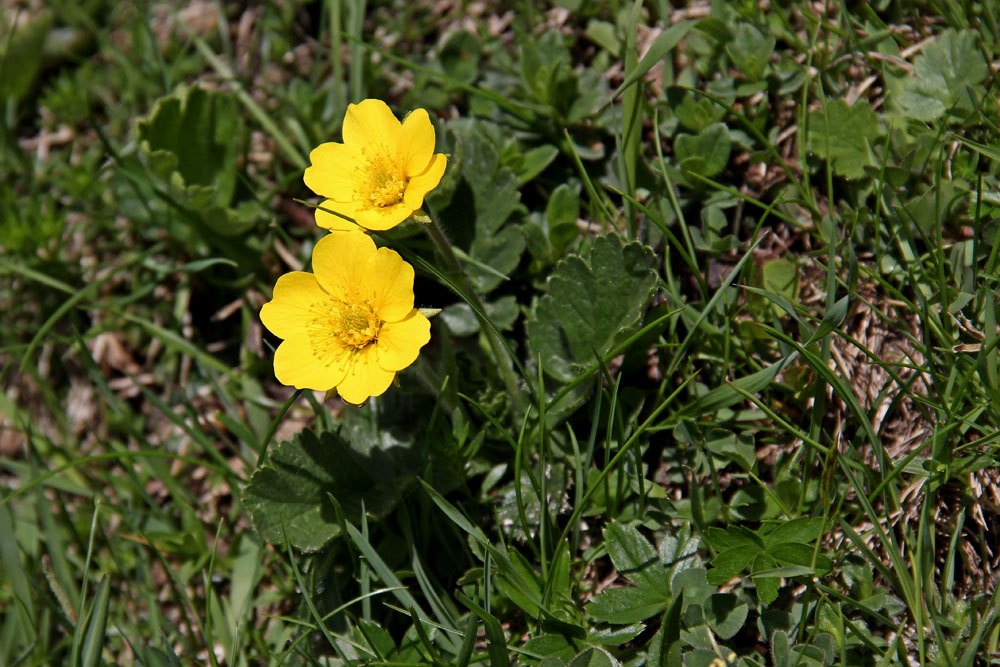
[260,231,431,404]
[304,99,447,232]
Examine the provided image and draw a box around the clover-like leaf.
[725,23,775,81]
[807,100,880,179]
[675,123,731,178]
[527,234,658,383]
[243,427,420,552]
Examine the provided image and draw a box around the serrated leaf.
[707,547,758,584]
[807,100,880,179]
[768,543,833,575]
[605,521,671,593]
[763,517,824,547]
[527,234,658,383]
[243,428,418,552]
[586,586,669,624]
[892,29,988,121]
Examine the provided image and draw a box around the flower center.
[334,302,381,349]
[359,151,406,209]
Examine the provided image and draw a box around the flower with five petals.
[305,99,447,232]
[260,231,431,404]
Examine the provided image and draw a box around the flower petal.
[311,231,377,301]
[342,99,401,151]
[402,153,447,209]
[303,142,364,199]
[364,247,415,322]
[273,336,349,391]
[336,346,395,404]
[375,310,431,372]
[260,271,328,341]
[315,199,363,232]
[399,108,436,178]
[352,202,414,231]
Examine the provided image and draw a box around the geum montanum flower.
[260,231,431,405]
[304,99,447,232]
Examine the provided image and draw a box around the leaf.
[437,121,526,292]
[137,85,241,209]
[725,23,775,81]
[586,586,669,624]
[527,234,658,383]
[768,543,833,575]
[0,10,52,102]
[807,99,880,179]
[892,29,989,121]
[762,258,799,305]
[79,576,111,667]
[704,594,748,640]
[440,296,519,336]
[568,647,621,667]
[604,521,671,593]
[515,144,560,184]
[752,553,781,605]
[587,623,645,645]
[614,21,694,97]
[707,547,758,584]
[671,568,715,608]
[771,630,791,667]
[763,517,824,547]
[243,428,420,552]
[675,123,731,178]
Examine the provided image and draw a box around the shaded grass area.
[2,0,1000,664]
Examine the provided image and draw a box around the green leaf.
[614,20,694,97]
[891,29,988,121]
[527,234,658,383]
[438,121,526,292]
[768,543,833,575]
[515,144,560,184]
[79,575,111,667]
[0,10,52,102]
[439,30,480,84]
[725,23,775,81]
[763,517,824,547]
[707,547,758,584]
[752,553,781,605]
[807,99,880,179]
[586,586,669,624]
[243,428,419,552]
[704,593,748,640]
[440,296,519,336]
[568,647,621,667]
[137,85,241,210]
[604,521,671,593]
[587,623,645,645]
[675,123,731,178]
[771,630,791,667]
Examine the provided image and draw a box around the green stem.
[423,216,524,416]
